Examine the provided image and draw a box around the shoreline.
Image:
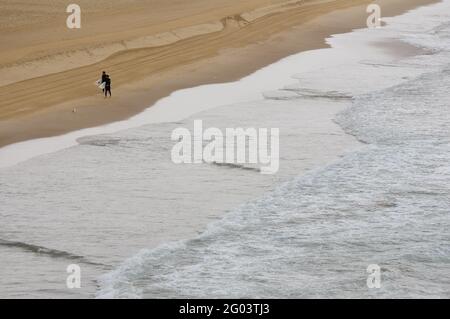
[0,0,439,150]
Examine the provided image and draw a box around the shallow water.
[98,2,450,298]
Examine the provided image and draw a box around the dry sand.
[0,0,439,147]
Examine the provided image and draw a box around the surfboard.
[95,80,106,90]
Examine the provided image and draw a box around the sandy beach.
[0,0,438,148]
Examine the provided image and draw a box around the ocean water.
[1,1,450,298]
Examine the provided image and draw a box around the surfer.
[104,74,112,98]
[100,71,107,92]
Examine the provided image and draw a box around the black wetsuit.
[101,73,107,92]
[104,77,111,97]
